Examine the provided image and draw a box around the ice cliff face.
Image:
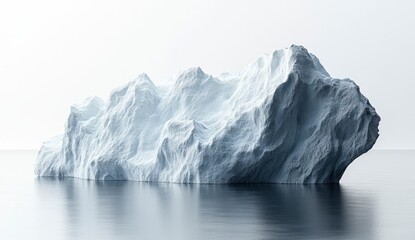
[35,45,380,183]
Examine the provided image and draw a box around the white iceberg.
[35,45,380,183]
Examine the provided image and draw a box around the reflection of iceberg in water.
[195,184,373,239]
[35,179,374,239]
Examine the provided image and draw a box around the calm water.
[0,150,414,240]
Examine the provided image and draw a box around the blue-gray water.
[0,150,414,239]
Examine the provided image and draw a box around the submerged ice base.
[35,45,380,183]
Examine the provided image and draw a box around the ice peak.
[179,67,206,79]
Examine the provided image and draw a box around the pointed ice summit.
[35,45,380,183]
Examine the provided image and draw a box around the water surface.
[0,150,414,239]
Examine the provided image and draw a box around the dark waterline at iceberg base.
[2,150,415,239]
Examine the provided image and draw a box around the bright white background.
[0,0,414,149]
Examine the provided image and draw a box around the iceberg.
[35,45,380,183]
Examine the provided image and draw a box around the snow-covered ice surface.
[35,45,380,183]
